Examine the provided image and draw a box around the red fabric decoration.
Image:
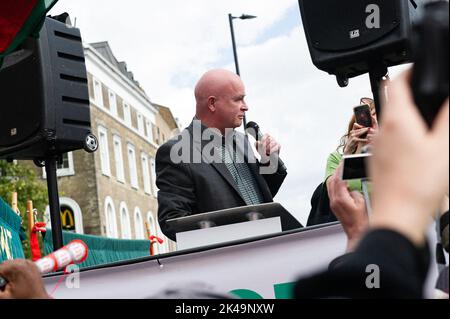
[30,222,46,261]
[0,0,38,52]
[149,235,164,256]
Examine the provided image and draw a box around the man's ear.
[207,96,216,112]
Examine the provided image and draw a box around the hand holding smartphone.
[354,104,373,139]
[341,153,371,181]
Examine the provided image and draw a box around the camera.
[410,0,449,128]
[341,153,371,181]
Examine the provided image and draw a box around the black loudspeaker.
[0,16,98,161]
[298,0,420,86]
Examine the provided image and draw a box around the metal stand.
[369,64,388,120]
[44,156,63,251]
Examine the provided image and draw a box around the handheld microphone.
[0,240,88,289]
[245,121,287,174]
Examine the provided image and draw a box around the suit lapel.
[188,121,247,203]
[210,162,246,201]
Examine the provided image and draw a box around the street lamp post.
[228,13,257,127]
[228,13,257,76]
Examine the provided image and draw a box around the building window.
[109,90,117,116]
[145,120,154,143]
[42,152,75,178]
[141,153,151,195]
[113,135,125,183]
[105,197,118,238]
[127,143,138,189]
[93,78,103,107]
[156,127,161,145]
[137,113,145,135]
[134,208,145,240]
[150,157,157,196]
[120,202,131,239]
[123,103,132,126]
[44,197,84,234]
[98,126,111,176]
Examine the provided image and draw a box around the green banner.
[0,197,25,262]
[44,229,151,269]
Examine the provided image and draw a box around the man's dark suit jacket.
[156,121,287,241]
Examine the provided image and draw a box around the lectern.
[166,203,303,250]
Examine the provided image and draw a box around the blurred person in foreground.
[296,70,449,298]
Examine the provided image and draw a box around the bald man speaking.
[155,69,287,241]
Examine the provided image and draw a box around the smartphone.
[341,153,371,180]
[354,104,373,139]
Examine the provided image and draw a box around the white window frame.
[145,120,154,143]
[42,152,75,178]
[134,208,145,240]
[150,157,157,196]
[108,90,118,116]
[137,113,145,135]
[93,77,103,107]
[120,202,132,239]
[127,143,139,189]
[104,196,118,238]
[123,103,132,126]
[113,135,125,183]
[98,126,111,176]
[141,153,151,195]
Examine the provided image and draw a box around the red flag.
[0,0,38,52]
[0,0,58,57]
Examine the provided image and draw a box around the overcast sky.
[49,0,408,225]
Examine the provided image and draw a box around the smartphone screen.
[342,153,371,180]
[354,104,373,128]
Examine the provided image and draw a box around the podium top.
[166,202,303,234]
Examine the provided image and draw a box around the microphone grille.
[245,121,260,140]
[245,121,259,130]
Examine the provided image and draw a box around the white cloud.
[50,0,411,225]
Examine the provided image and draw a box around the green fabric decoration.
[44,229,151,269]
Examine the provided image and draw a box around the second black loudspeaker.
[298,0,422,86]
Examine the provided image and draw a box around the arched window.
[134,208,145,240]
[104,197,118,238]
[120,202,131,239]
[44,197,84,234]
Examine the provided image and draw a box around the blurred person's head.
[195,69,248,134]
